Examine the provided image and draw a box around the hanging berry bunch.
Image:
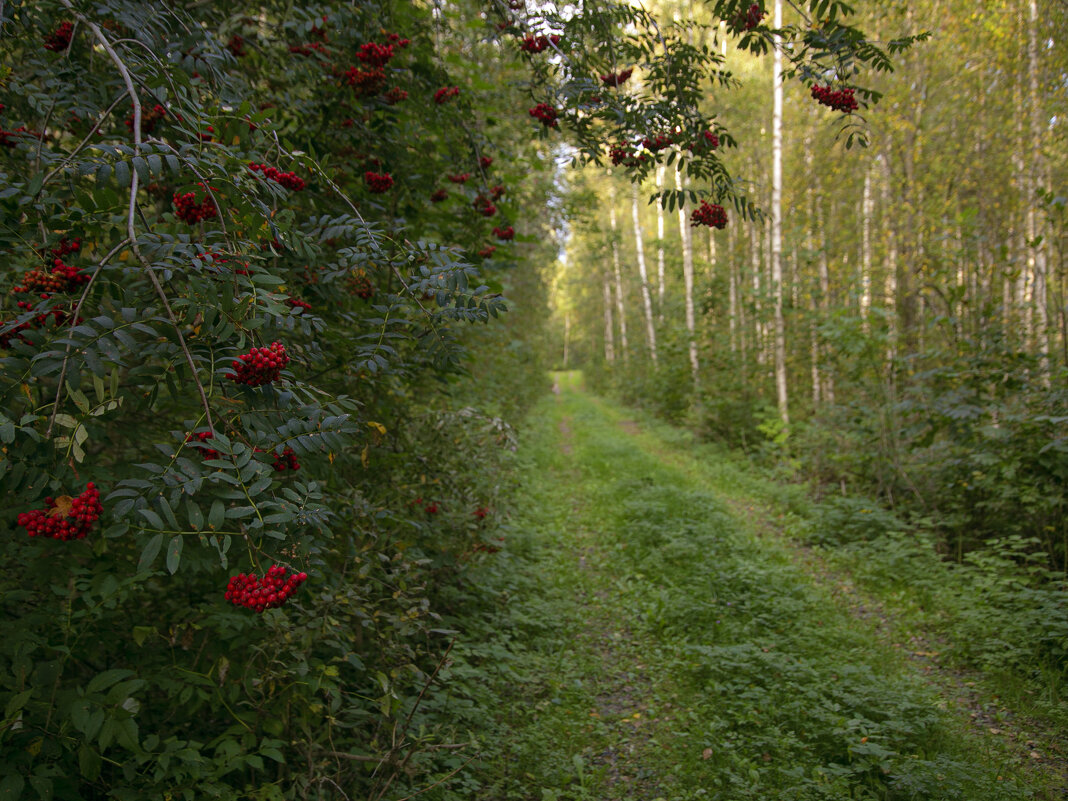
[284,296,312,312]
[348,267,375,299]
[479,155,493,169]
[642,133,674,152]
[225,565,308,612]
[226,35,246,57]
[229,342,289,386]
[271,447,300,472]
[729,3,764,33]
[529,103,558,128]
[600,67,633,87]
[17,484,102,541]
[478,245,497,259]
[430,189,448,202]
[473,196,497,217]
[810,84,858,113]
[11,258,88,299]
[689,130,720,153]
[493,225,515,240]
[519,34,560,53]
[345,66,386,96]
[384,86,408,104]
[43,22,74,52]
[126,104,167,134]
[434,86,461,104]
[609,142,645,167]
[690,200,728,229]
[248,162,306,191]
[447,173,470,184]
[172,185,218,224]
[185,431,220,460]
[364,171,393,193]
[356,41,396,68]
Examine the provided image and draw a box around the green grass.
[426,375,1053,800]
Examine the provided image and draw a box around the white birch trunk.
[1028,0,1050,383]
[861,166,872,334]
[675,168,699,383]
[609,190,629,363]
[602,276,615,363]
[632,185,658,365]
[655,165,667,322]
[771,0,789,424]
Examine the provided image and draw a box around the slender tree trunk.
[632,185,658,365]
[816,200,834,403]
[861,165,873,334]
[562,309,570,368]
[750,222,765,366]
[655,165,667,322]
[609,190,629,363]
[676,168,699,383]
[771,0,789,424]
[1028,0,1050,383]
[602,275,616,363]
[881,153,898,365]
[728,223,738,355]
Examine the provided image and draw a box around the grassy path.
[437,375,1048,800]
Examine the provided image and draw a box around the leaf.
[208,500,225,529]
[48,496,74,518]
[137,533,163,571]
[165,535,183,574]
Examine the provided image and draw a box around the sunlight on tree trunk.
[676,167,699,384]
[632,185,658,365]
[772,0,789,425]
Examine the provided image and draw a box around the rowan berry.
[384,86,408,104]
[271,447,300,472]
[529,103,558,128]
[185,431,221,460]
[229,341,289,386]
[357,42,394,68]
[690,200,728,229]
[430,189,448,202]
[173,184,218,224]
[348,268,375,299]
[227,34,247,57]
[17,483,102,541]
[44,22,74,52]
[364,171,393,193]
[600,67,633,87]
[493,225,515,240]
[225,565,308,612]
[478,245,497,259]
[434,86,460,104]
[447,173,470,184]
[285,296,312,312]
[810,84,858,113]
[248,162,306,191]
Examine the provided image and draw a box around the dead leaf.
[701,748,713,760]
[49,495,74,517]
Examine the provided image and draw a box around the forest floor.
[439,372,1062,801]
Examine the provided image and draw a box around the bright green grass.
[429,375,1046,801]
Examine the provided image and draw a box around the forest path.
[459,373,1048,801]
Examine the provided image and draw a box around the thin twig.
[61,0,215,433]
[403,638,455,730]
[390,753,479,801]
[38,92,130,193]
[45,238,130,438]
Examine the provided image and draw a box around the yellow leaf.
[367,421,387,435]
[361,444,369,467]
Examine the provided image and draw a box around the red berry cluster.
[424,501,439,514]
[473,196,497,217]
[12,258,88,301]
[0,126,32,149]
[198,126,215,142]
[173,186,218,224]
[519,34,560,53]
[691,200,728,229]
[248,162,306,191]
[50,237,82,259]
[271,447,300,472]
[125,104,167,134]
[17,483,102,541]
[225,565,308,612]
[490,185,506,201]
[386,32,410,47]
[290,42,329,56]
[600,67,633,87]
[285,296,312,312]
[348,268,376,299]
[609,142,646,167]
[493,225,515,240]
[385,86,408,104]
[478,245,497,259]
[0,306,78,348]
[689,129,720,153]
[230,341,289,386]
[364,171,393,193]
[811,84,858,113]
[745,4,765,29]
[642,133,674,152]
[345,66,386,96]
[434,86,460,104]
[357,42,396,68]
[479,155,493,169]
[185,431,220,460]
[529,103,558,128]
[227,34,246,57]
[447,173,470,184]
[430,188,448,202]
[44,22,74,52]
[473,506,489,520]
